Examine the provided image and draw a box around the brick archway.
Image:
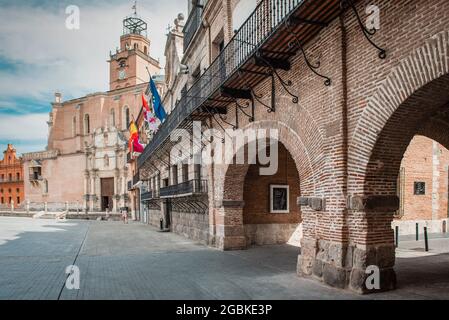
[213,120,320,250]
[345,30,449,293]
[350,30,449,195]
[222,120,318,199]
[416,117,449,151]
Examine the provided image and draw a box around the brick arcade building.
[135,0,449,293]
[0,144,24,209]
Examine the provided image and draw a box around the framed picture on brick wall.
[270,185,289,213]
[414,181,425,195]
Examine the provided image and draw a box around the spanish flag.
[128,120,144,153]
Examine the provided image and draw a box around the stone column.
[11,200,14,212]
[113,168,119,212]
[44,202,48,214]
[298,195,398,293]
[214,200,246,250]
[122,168,128,209]
[113,146,120,212]
[346,195,397,293]
[94,171,101,212]
[26,200,30,214]
[90,170,95,211]
[83,170,89,211]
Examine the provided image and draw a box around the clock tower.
[109,10,161,91]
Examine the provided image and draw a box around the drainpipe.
[208,116,216,245]
[340,13,349,241]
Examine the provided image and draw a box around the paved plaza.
[0,216,448,300]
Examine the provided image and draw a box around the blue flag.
[149,77,167,122]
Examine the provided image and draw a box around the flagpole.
[145,66,152,83]
[145,66,157,118]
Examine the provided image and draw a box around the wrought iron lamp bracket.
[285,20,332,86]
[237,69,273,114]
[341,0,386,59]
[255,51,299,104]
[218,112,237,130]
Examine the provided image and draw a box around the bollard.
[424,227,429,252]
[160,218,163,230]
[416,223,419,241]
[395,226,399,248]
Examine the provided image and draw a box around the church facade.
[22,14,163,215]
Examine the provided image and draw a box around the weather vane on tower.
[132,1,137,15]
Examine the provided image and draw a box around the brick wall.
[399,135,449,221]
[243,143,301,224]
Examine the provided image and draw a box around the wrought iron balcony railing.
[160,179,208,198]
[0,179,23,183]
[29,175,43,181]
[183,3,203,52]
[141,190,154,201]
[138,0,304,169]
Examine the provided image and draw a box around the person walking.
[121,208,128,224]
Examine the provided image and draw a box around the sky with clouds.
[0,0,186,155]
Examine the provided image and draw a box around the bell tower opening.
[108,3,161,91]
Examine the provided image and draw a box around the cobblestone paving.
[0,217,448,300]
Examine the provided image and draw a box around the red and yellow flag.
[128,119,145,154]
[128,120,138,152]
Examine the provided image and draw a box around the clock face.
[118,69,126,80]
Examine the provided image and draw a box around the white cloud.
[0,1,186,100]
[0,113,48,141]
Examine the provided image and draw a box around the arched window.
[110,109,116,127]
[84,114,90,134]
[72,116,77,137]
[16,173,20,180]
[124,106,130,129]
[134,43,138,50]
[144,46,148,55]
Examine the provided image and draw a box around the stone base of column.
[215,225,246,250]
[214,200,247,250]
[298,239,396,294]
[216,235,246,251]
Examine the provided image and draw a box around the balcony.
[0,179,23,184]
[138,0,341,169]
[160,179,208,198]
[141,190,160,201]
[29,175,43,182]
[183,4,203,52]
